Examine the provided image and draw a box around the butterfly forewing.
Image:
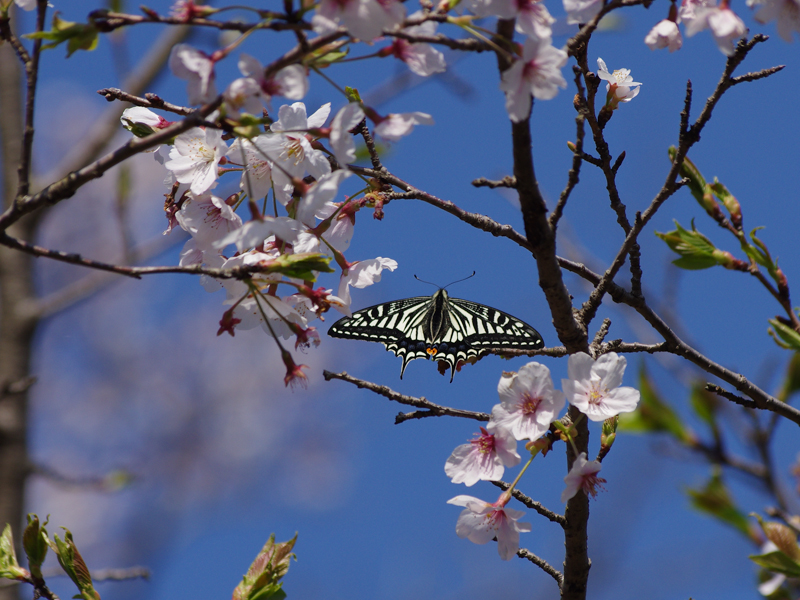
[328,290,544,382]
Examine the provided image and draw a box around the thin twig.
[321,371,490,422]
[517,548,565,588]
[492,480,566,526]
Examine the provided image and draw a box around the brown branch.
[472,176,516,189]
[89,9,309,33]
[321,370,490,422]
[98,88,195,116]
[492,480,566,526]
[517,548,565,588]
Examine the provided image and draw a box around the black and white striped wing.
[328,296,436,375]
[447,298,544,353]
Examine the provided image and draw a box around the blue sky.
[12,0,800,599]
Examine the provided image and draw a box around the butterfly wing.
[448,298,545,352]
[328,296,435,378]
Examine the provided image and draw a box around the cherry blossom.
[500,37,568,122]
[330,103,366,166]
[469,0,554,39]
[169,43,217,105]
[491,362,566,441]
[561,452,606,502]
[747,0,800,42]
[312,0,406,41]
[373,112,434,142]
[175,192,243,252]
[596,58,642,107]
[120,107,172,136]
[337,258,398,307]
[295,169,353,227]
[213,216,300,254]
[384,12,447,76]
[445,426,520,486]
[561,352,640,422]
[447,494,531,560]
[222,77,265,118]
[164,127,227,194]
[14,0,36,10]
[684,0,747,55]
[226,136,275,201]
[266,103,333,205]
[564,0,603,24]
[645,19,683,51]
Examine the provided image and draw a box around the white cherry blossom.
[491,362,566,441]
[469,0,554,39]
[176,192,243,252]
[561,452,606,502]
[374,112,434,142]
[295,169,352,227]
[312,0,406,41]
[165,127,227,194]
[645,19,683,51]
[500,37,568,122]
[747,0,800,42]
[226,136,275,201]
[561,352,640,421]
[564,0,603,24]
[213,216,300,254]
[447,495,531,560]
[684,2,747,55]
[330,103,366,166]
[597,58,642,105]
[386,13,447,76]
[169,43,217,105]
[445,426,520,486]
[337,258,398,307]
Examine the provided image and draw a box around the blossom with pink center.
[596,58,642,108]
[645,19,683,51]
[684,0,747,55]
[164,127,227,194]
[470,0,555,39]
[312,0,406,41]
[747,0,800,42]
[563,0,603,24]
[213,216,300,254]
[169,43,217,105]
[386,12,447,76]
[491,362,566,441]
[175,192,243,252]
[373,112,434,142]
[561,352,640,422]
[447,494,531,560]
[500,37,568,122]
[561,452,606,502]
[120,107,172,137]
[444,426,521,486]
[295,169,352,227]
[226,136,275,201]
[337,257,398,307]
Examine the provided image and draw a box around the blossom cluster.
[446,352,640,560]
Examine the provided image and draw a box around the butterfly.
[328,289,544,382]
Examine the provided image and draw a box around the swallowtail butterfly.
[328,289,544,382]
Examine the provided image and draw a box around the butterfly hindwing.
[328,290,544,382]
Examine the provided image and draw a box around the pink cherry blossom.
[373,112,434,142]
[169,43,217,105]
[561,452,606,502]
[337,258,398,307]
[561,352,641,422]
[500,37,568,122]
[447,494,531,560]
[386,12,447,76]
[469,0,554,39]
[491,362,566,441]
[645,19,683,51]
[684,1,747,55]
[444,426,520,486]
[165,127,227,195]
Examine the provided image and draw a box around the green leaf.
[686,471,753,538]
[22,514,49,580]
[259,252,334,280]
[617,366,693,444]
[689,382,719,427]
[750,551,800,578]
[768,319,800,352]
[49,529,100,600]
[23,13,99,57]
[232,534,297,600]
[655,220,734,270]
[778,353,800,402]
[0,524,28,580]
[746,227,774,270]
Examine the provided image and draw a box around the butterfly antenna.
[414,272,476,290]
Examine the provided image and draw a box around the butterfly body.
[328,289,544,382]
